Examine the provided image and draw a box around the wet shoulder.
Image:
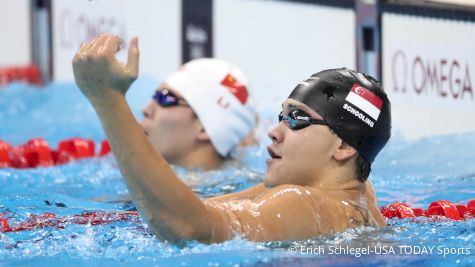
[262,185,380,233]
[259,185,363,235]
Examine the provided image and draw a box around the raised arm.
[72,34,333,243]
[72,34,228,242]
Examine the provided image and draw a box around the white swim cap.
[165,58,256,157]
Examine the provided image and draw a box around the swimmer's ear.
[333,141,357,162]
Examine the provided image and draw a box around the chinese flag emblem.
[220,74,248,105]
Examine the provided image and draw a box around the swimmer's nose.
[268,124,284,144]
[142,101,155,119]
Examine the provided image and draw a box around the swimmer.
[72,34,389,243]
[140,58,258,170]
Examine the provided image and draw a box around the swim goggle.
[152,89,189,107]
[278,109,330,130]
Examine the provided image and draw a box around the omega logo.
[391,50,473,100]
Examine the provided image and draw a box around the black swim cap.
[289,68,391,162]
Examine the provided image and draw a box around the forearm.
[91,92,219,241]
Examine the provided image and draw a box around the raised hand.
[72,34,140,103]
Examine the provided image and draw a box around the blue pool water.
[1,81,474,267]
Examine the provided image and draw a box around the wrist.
[88,89,126,109]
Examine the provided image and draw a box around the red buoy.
[23,138,54,167]
[9,138,53,168]
[380,202,416,219]
[99,139,111,156]
[0,64,42,86]
[425,200,461,220]
[58,138,95,160]
[0,140,13,168]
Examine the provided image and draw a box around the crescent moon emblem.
[354,86,366,95]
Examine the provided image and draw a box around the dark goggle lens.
[153,90,179,107]
[278,109,312,130]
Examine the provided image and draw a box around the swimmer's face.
[140,86,202,163]
[264,99,342,187]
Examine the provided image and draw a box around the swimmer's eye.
[278,109,329,130]
[153,89,189,108]
[278,111,283,122]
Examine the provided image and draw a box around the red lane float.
[99,139,111,156]
[0,211,140,233]
[58,138,95,160]
[0,138,111,169]
[0,64,42,86]
[381,200,475,221]
[425,200,461,220]
[2,199,474,233]
[468,200,475,210]
[379,202,416,219]
[11,138,54,168]
[0,141,13,167]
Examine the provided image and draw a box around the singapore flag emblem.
[345,84,383,120]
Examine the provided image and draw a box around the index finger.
[73,36,99,62]
[102,35,121,58]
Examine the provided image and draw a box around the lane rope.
[0,138,111,169]
[380,200,475,221]
[1,200,473,233]
[0,64,42,86]
[0,211,140,233]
